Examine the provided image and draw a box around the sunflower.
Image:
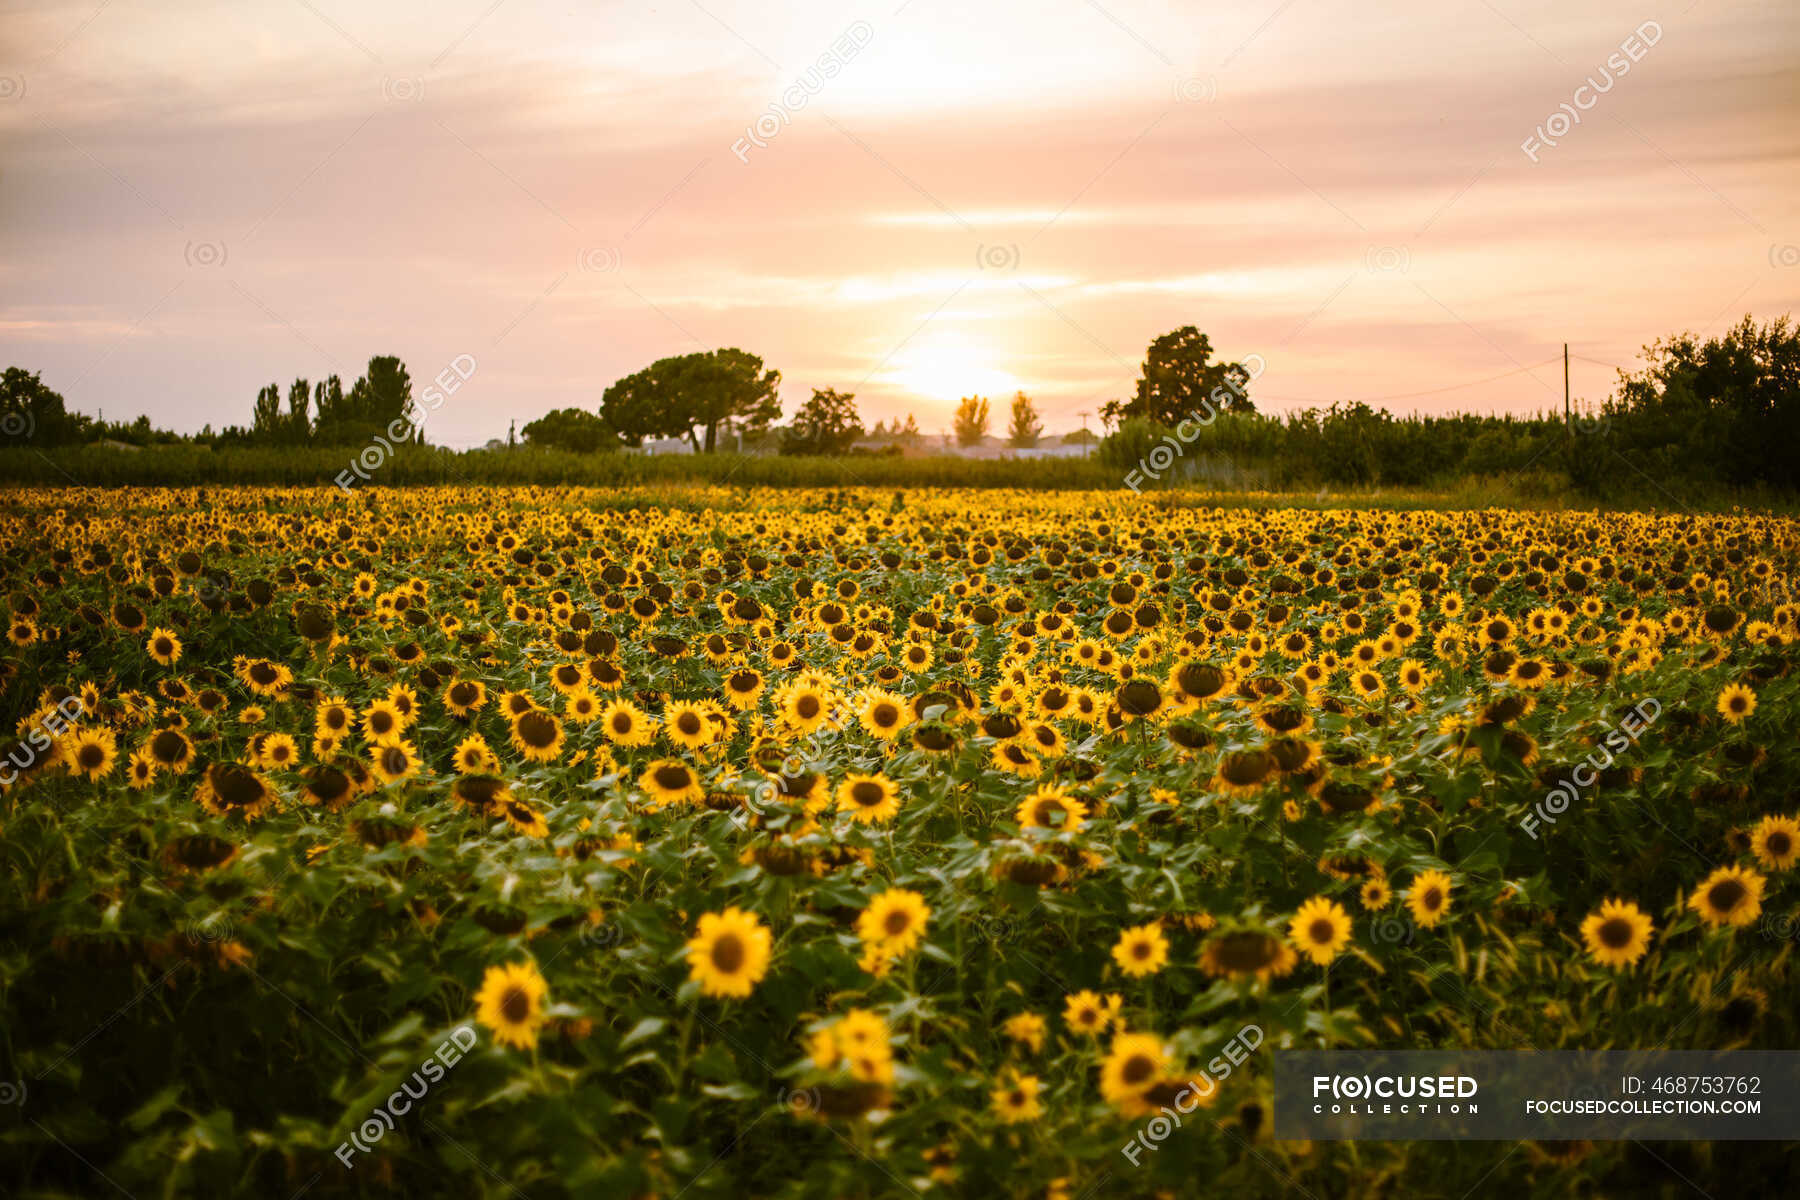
[195,762,275,820]
[509,709,566,763]
[252,732,300,771]
[1579,898,1654,969]
[443,678,487,718]
[600,699,655,748]
[127,750,157,789]
[1001,1011,1046,1053]
[146,627,183,665]
[685,907,773,999]
[1099,1032,1166,1106]
[238,658,293,698]
[1214,749,1276,795]
[857,689,912,740]
[1199,929,1297,982]
[501,796,549,837]
[1716,683,1756,724]
[1288,896,1353,966]
[474,960,549,1050]
[368,738,421,786]
[779,682,834,735]
[837,772,902,824]
[362,699,405,744]
[1750,814,1800,871]
[1360,878,1393,911]
[145,727,196,773]
[1111,923,1169,978]
[66,729,118,781]
[721,667,766,710]
[639,759,704,809]
[1062,990,1121,1037]
[450,774,512,816]
[452,733,499,775]
[663,701,717,752]
[564,689,601,725]
[992,1073,1042,1124]
[1687,865,1764,928]
[1406,869,1454,928]
[1015,784,1087,833]
[300,763,357,808]
[856,888,931,956]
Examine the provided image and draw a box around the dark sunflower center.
[653,764,692,791]
[1767,832,1792,856]
[517,711,558,748]
[1597,917,1634,949]
[850,781,884,807]
[1211,932,1278,971]
[500,986,532,1024]
[676,712,702,735]
[152,730,187,762]
[1308,918,1336,945]
[1121,1054,1156,1086]
[883,910,911,936]
[380,746,410,773]
[78,744,105,769]
[1421,887,1444,911]
[796,695,821,719]
[711,933,746,973]
[1708,880,1746,911]
[872,703,899,726]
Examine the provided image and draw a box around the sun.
[887,331,1019,408]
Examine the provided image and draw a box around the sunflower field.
[1,485,1796,1198]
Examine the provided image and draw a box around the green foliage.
[953,396,990,446]
[602,349,782,452]
[1006,391,1042,448]
[1104,325,1254,427]
[520,408,619,454]
[781,388,863,456]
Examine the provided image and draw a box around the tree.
[897,413,922,444]
[286,378,312,443]
[782,387,863,455]
[252,383,283,440]
[1103,326,1254,427]
[953,395,990,446]
[1061,428,1098,445]
[601,349,781,451]
[521,408,619,453]
[1,367,80,444]
[1006,391,1043,447]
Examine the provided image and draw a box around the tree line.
[3,315,1793,493]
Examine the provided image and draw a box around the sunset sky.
[4,0,1797,445]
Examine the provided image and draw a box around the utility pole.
[1563,343,1571,429]
[1077,410,1091,456]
